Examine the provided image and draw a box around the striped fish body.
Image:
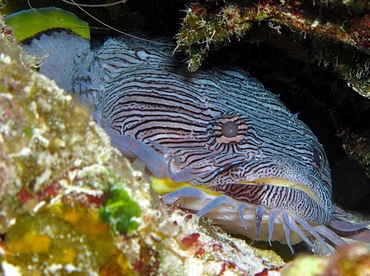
[79,38,335,247]
[10,7,368,253]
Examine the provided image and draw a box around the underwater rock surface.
[176,0,370,98]
[282,244,370,276]
[0,14,286,275]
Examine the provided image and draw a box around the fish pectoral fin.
[328,213,370,243]
[107,130,169,179]
[108,130,197,183]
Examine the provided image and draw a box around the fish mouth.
[152,176,318,203]
[236,177,319,203]
[152,175,334,253]
[151,177,221,196]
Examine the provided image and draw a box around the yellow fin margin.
[151,177,221,196]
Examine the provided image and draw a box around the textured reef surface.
[1,1,370,275]
[282,243,370,275]
[176,0,370,96]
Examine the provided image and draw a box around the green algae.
[99,188,141,235]
[5,7,90,42]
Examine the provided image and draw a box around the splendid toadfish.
[6,7,369,254]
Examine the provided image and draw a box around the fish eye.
[213,115,247,144]
[313,148,323,169]
[222,120,238,138]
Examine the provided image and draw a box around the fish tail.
[5,7,91,93]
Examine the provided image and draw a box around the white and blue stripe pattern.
[25,29,369,253]
[78,38,341,251]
